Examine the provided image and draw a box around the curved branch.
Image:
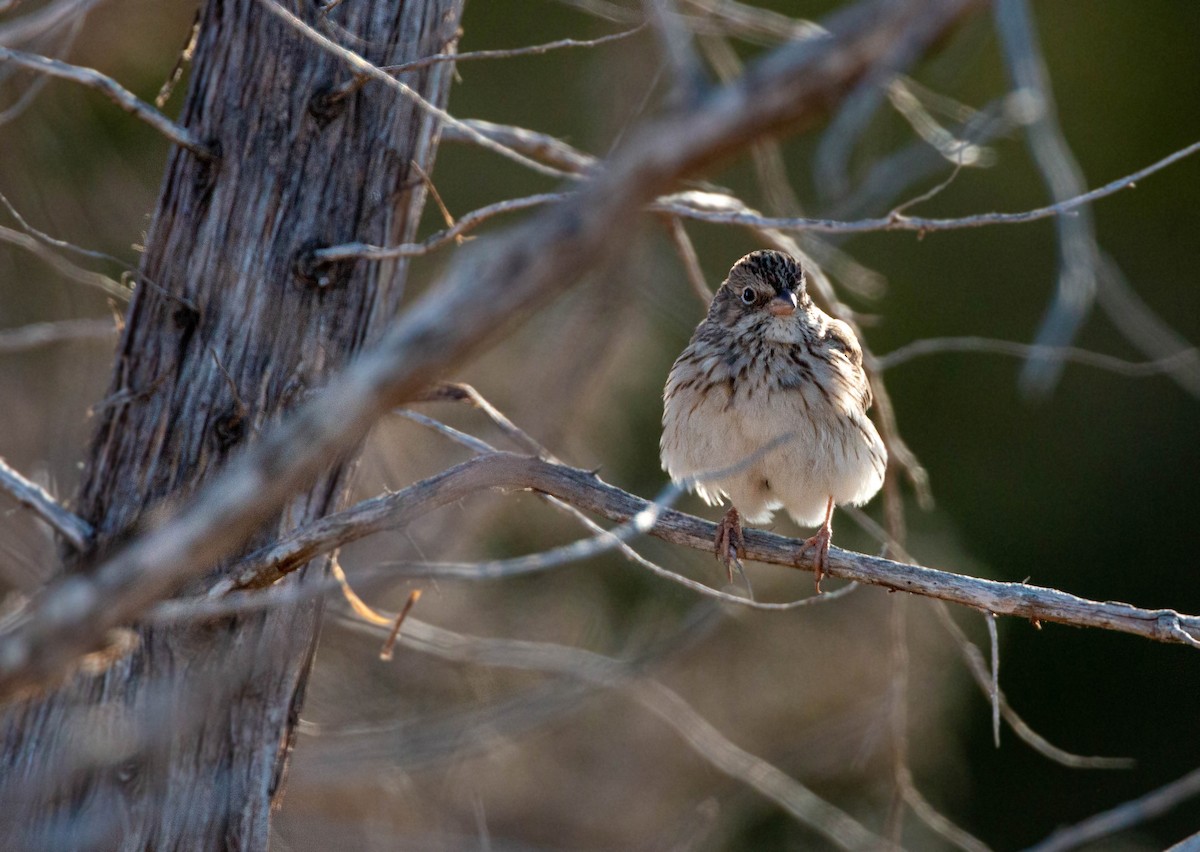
[223,452,1200,649]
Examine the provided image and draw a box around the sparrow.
[661,250,886,589]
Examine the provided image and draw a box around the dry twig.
[0,47,215,158]
[1024,766,1200,852]
[0,457,92,550]
[0,319,117,354]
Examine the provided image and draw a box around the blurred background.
[2,0,1199,849]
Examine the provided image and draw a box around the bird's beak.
[768,292,797,316]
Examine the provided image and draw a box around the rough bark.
[0,1,463,848]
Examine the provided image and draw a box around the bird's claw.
[802,526,832,593]
[714,506,746,583]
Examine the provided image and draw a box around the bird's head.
[709,250,810,331]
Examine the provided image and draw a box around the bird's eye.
[740,287,756,304]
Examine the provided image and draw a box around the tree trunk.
[0,1,463,848]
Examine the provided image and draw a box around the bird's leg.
[714,505,746,583]
[802,496,835,592]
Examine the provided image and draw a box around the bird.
[660,250,886,590]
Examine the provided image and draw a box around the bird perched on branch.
[661,250,886,590]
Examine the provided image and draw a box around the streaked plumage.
[660,250,886,586]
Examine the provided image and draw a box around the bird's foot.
[714,506,746,583]
[802,525,832,593]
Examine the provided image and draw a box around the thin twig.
[1095,252,1200,399]
[995,0,1100,398]
[929,600,1131,769]
[414,381,552,458]
[876,336,1200,377]
[0,47,214,159]
[654,139,1200,233]
[846,506,1132,769]
[362,614,890,850]
[0,227,129,302]
[0,189,133,278]
[0,318,118,354]
[440,118,598,175]
[0,456,91,550]
[986,611,999,748]
[380,24,646,75]
[660,215,713,306]
[260,0,573,180]
[1024,766,1200,852]
[378,590,420,660]
[314,193,565,262]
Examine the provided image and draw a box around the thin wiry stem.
[1095,252,1200,399]
[1023,766,1200,852]
[351,613,891,851]
[381,24,646,75]
[660,215,713,306]
[995,0,1100,398]
[0,456,92,550]
[260,0,573,180]
[846,506,1133,769]
[440,118,598,174]
[0,226,128,300]
[933,600,1132,769]
[655,139,1200,233]
[0,47,215,159]
[986,611,1000,748]
[0,319,117,354]
[875,336,1200,379]
[313,193,564,262]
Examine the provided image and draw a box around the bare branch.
[314,193,565,263]
[642,0,706,105]
[682,0,824,44]
[876,336,1200,379]
[0,47,215,159]
[0,318,117,354]
[0,0,988,704]
[995,0,1100,397]
[414,381,553,458]
[380,24,646,75]
[440,118,598,175]
[1096,253,1200,399]
[357,613,890,851]
[656,139,1200,233]
[929,600,1131,769]
[986,611,999,748]
[0,0,103,49]
[0,456,92,550]
[660,215,713,306]
[259,0,573,180]
[0,226,128,300]
[1024,766,1200,852]
[206,453,1200,650]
